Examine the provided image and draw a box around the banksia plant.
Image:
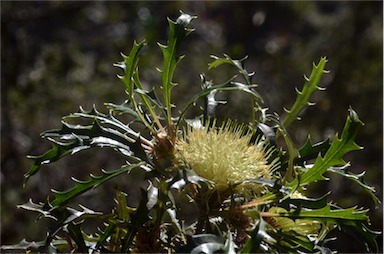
[2,12,381,253]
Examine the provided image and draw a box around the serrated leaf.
[133,72,166,130]
[50,163,143,209]
[159,12,195,127]
[338,219,380,253]
[241,216,315,253]
[67,223,88,253]
[178,76,261,126]
[24,106,146,184]
[240,217,262,254]
[327,164,380,206]
[283,57,328,128]
[115,40,164,134]
[296,135,330,164]
[171,168,213,190]
[17,199,102,251]
[280,192,330,209]
[266,207,321,235]
[208,54,263,127]
[115,40,146,96]
[25,144,72,185]
[264,204,368,221]
[208,55,235,69]
[63,205,103,224]
[67,105,140,139]
[96,223,117,251]
[17,199,57,220]
[0,238,48,252]
[208,55,254,88]
[263,204,379,252]
[120,187,152,251]
[290,108,364,187]
[105,102,142,122]
[115,191,131,221]
[266,229,316,252]
[200,74,227,119]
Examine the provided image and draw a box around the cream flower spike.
[174,120,278,195]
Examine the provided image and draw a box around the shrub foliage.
[2,12,380,253]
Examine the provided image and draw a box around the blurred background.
[1,1,382,252]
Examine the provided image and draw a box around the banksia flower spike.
[174,120,278,197]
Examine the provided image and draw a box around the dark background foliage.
[1,1,382,252]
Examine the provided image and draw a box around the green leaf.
[66,106,140,140]
[63,205,103,224]
[279,192,330,209]
[240,216,262,254]
[177,75,261,127]
[208,55,235,69]
[105,102,142,123]
[133,71,166,132]
[338,219,380,253]
[67,223,88,253]
[24,106,145,184]
[25,144,71,186]
[158,12,195,127]
[266,113,299,182]
[296,135,330,164]
[115,191,131,221]
[241,216,316,253]
[208,54,263,127]
[327,164,380,206]
[17,199,57,220]
[262,204,379,252]
[283,57,328,128]
[50,163,144,209]
[264,204,368,221]
[290,108,364,187]
[266,230,316,252]
[96,223,117,252]
[208,55,257,92]
[120,187,152,251]
[0,238,48,252]
[114,40,146,97]
[0,207,101,252]
[115,40,163,133]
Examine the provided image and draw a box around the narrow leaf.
[208,54,263,127]
[283,57,328,128]
[0,239,47,252]
[17,199,57,220]
[50,164,143,209]
[262,204,379,252]
[178,76,261,126]
[338,220,380,253]
[114,40,146,96]
[25,144,71,185]
[105,102,142,123]
[24,107,145,184]
[159,12,195,127]
[263,204,368,221]
[67,223,87,253]
[327,164,380,206]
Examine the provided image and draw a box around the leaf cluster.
[2,12,380,254]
